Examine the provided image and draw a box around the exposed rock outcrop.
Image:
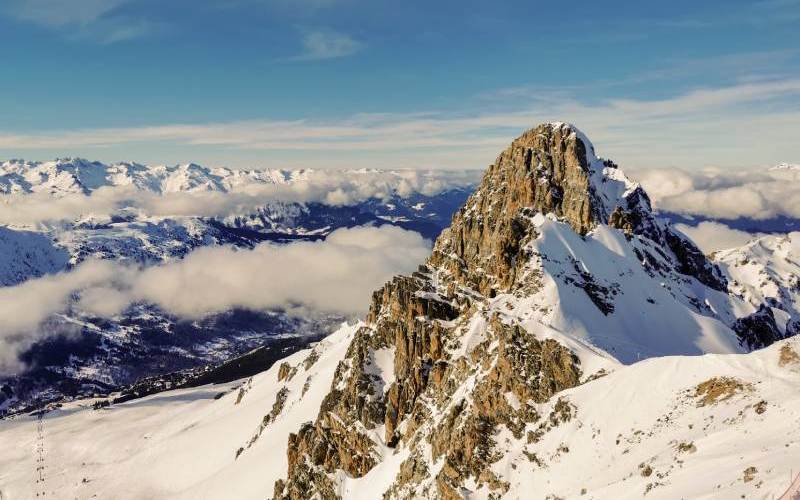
[429,124,601,296]
[733,304,785,350]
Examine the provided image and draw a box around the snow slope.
[1,327,798,499]
[487,336,800,500]
[0,323,358,500]
[0,226,69,286]
[339,335,800,500]
[502,214,748,362]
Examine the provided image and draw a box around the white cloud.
[95,18,159,43]
[675,221,765,254]
[0,259,119,371]
[634,166,800,220]
[293,30,363,60]
[0,225,431,373]
[1,79,799,169]
[4,0,156,43]
[6,0,129,27]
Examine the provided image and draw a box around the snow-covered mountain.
[0,161,476,414]
[713,232,800,348]
[0,158,303,195]
[0,158,477,208]
[264,123,800,499]
[714,232,800,318]
[1,124,798,499]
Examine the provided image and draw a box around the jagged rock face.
[275,270,465,498]
[481,124,598,234]
[421,319,581,499]
[428,124,598,296]
[733,305,785,350]
[273,123,788,499]
[275,280,583,499]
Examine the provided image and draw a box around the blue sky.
[2,0,799,169]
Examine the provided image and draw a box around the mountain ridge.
[0,158,477,198]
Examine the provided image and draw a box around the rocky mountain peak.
[474,122,639,233]
[428,122,722,296]
[492,122,654,231]
[272,124,756,498]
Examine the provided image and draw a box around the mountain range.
[0,124,798,499]
[0,161,475,414]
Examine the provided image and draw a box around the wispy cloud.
[477,50,800,98]
[292,29,364,60]
[1,78,799,169]
[94,18,159,43]
[3,0,156,43]
[6,0,128,27]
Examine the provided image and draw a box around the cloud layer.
[635,165,800,220]
[0,168,478,226]
[2,79,799,169]
[0,225,431,373]
[674,221,764,254]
